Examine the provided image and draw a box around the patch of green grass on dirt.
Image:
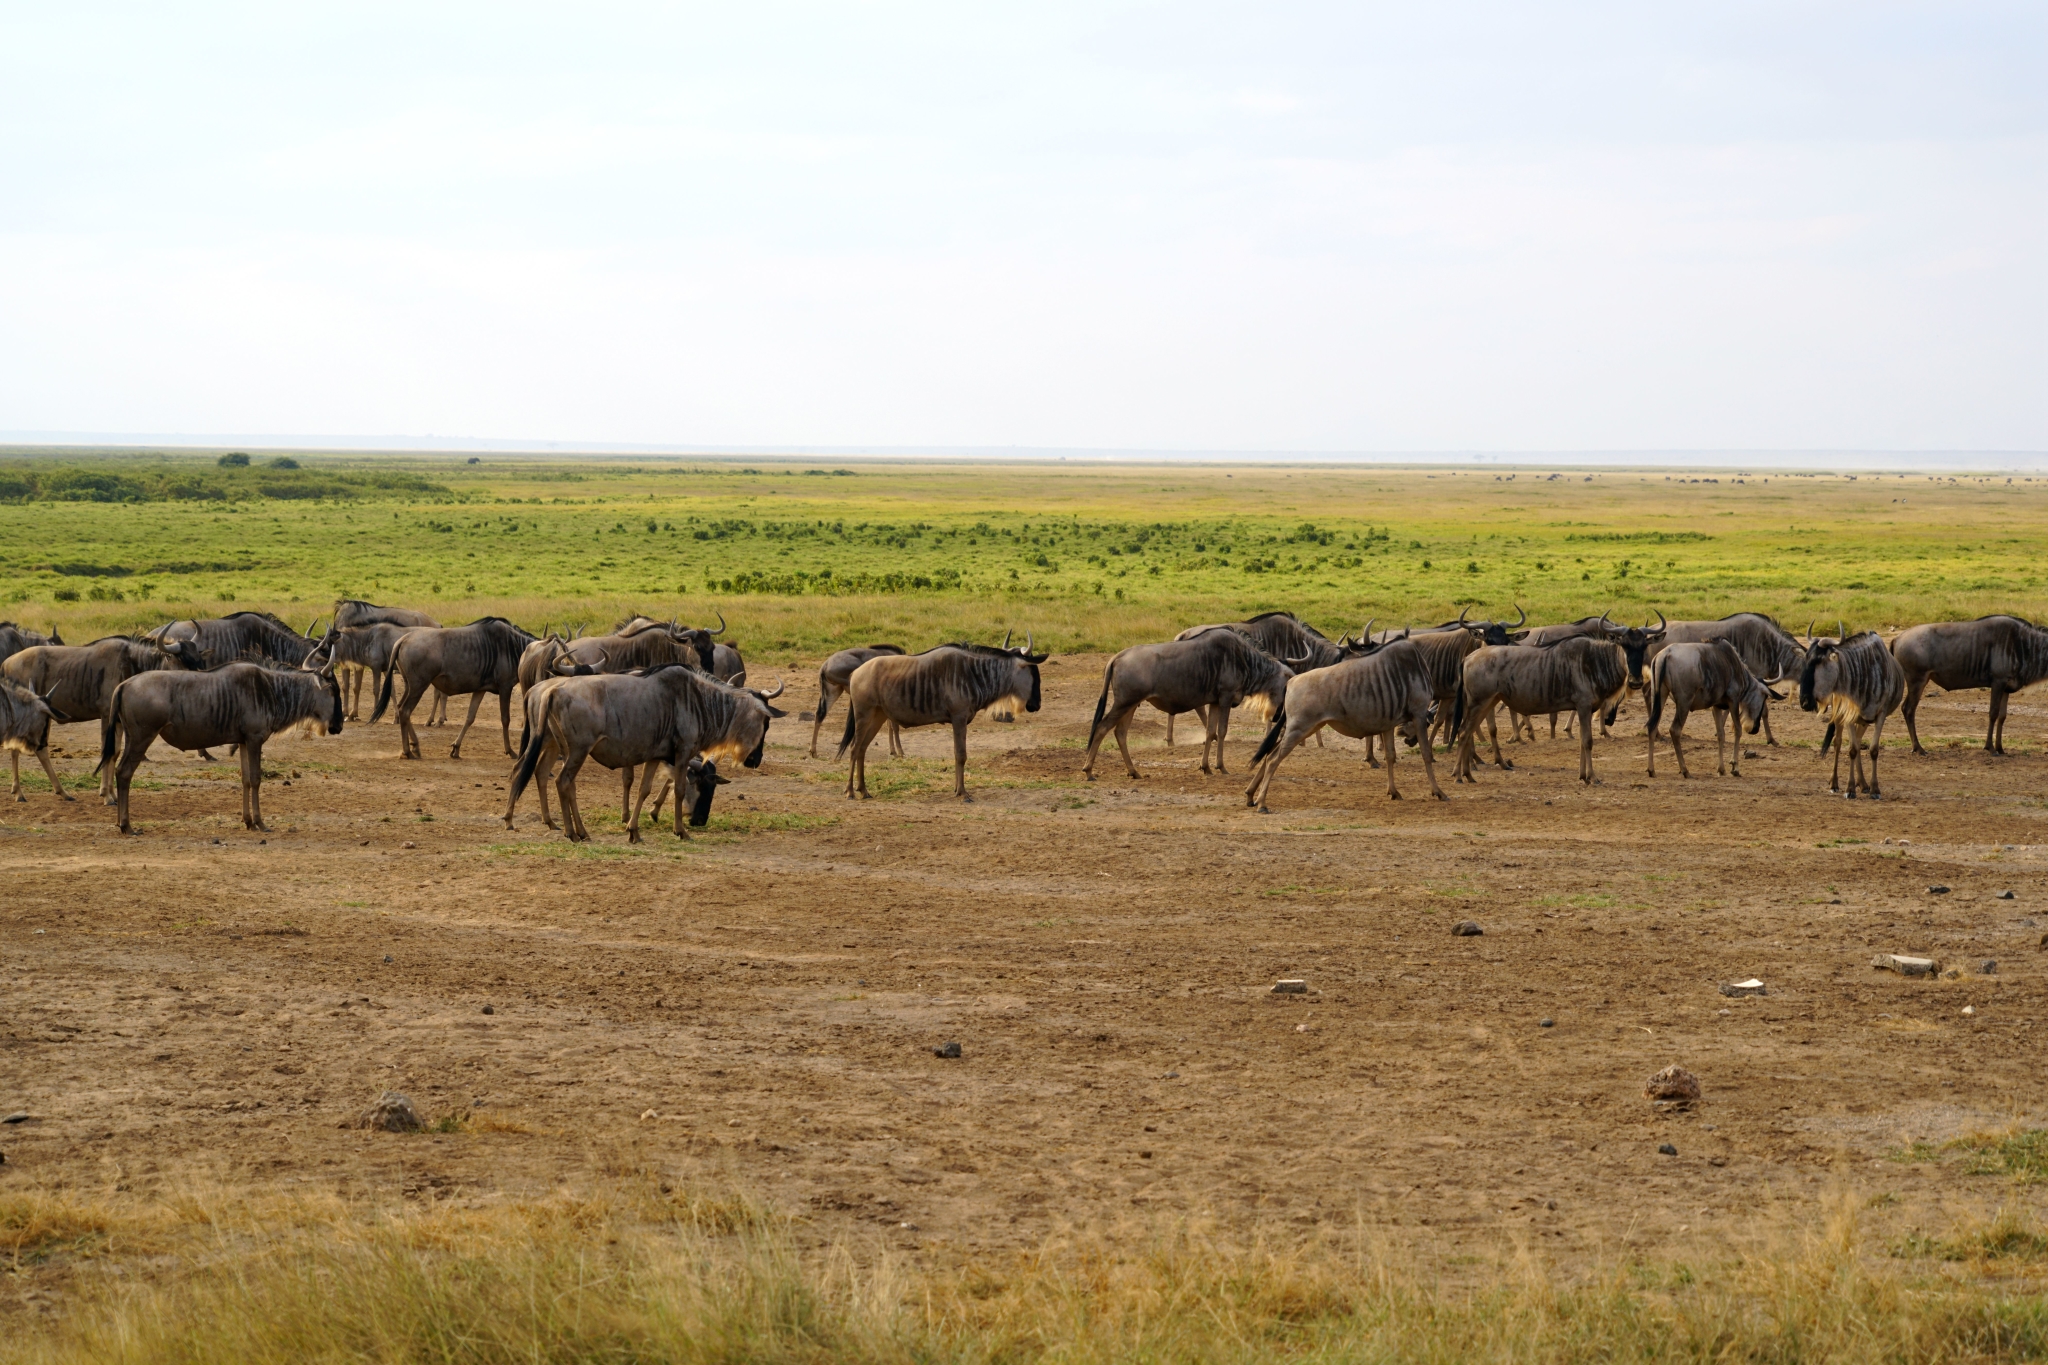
[698,811,838,835]
[486,842,660,861]
[1537,892,1617,909]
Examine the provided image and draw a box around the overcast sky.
[1,2,2042,453]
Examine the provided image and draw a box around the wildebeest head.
[1,680,65,752]
[684,757,729,826]
[1797,637,1840,713]
[1606,610,1668,681]
[1469,604,1530,647]
[1008,631,1050,712]
[154,637,208,670]
[552,645,604,677]
[727,678,788,768]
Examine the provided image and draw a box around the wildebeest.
[0,622,60,665]
[1166,612,1344,747]
[2,678,68,802]
[811,645,906,758]
[371,617,537,759]
[103,661,343,833]
[1642,613,1804,743]
[1798,630,1905,799]
[1082,627,1292,779]
[1644,640,1778,778]
[321,600,443,723]
[561,621,712,675]
[1891,615,2048,755]
[838,635,1047,800]
[1242,636,1445,810]
[2,635,208,800]
[320,622,423,721]
[1452,636,1630,784]
[146,612,321,668]
[506,665,784,841]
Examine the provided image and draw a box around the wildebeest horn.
[710,611,727,636]
[1360,617,1376,642]
[1023,631,1033,656]
[1001,628,1013,650]
[1509,603,1527,628]
[1455,606,1470,626]
[754,677,786,700]
[1837,619,1846,642]
[1804,618,1816,644]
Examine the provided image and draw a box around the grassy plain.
[5,450,2046,656]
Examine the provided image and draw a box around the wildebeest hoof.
[1388,791,1401,800]
[1431,790,1448,801]
[449,747,462,759]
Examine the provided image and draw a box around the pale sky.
[2,2,2042,453]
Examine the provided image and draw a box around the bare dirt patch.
[7,664,2048,1282]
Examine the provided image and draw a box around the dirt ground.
[6,657,2048,1276]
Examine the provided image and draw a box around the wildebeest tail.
[1249,710,1287,765]
[99,685,123,774]
[369,656,398,723]
[815,687,831,725]
[1451,680,1468,739]
[507,697,550,806]
[1646,657,1666,734]
[834,704,858,760]
[1089,661,1114,734]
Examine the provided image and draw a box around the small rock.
[351,1092,424,1133]
[1271,979,1307,994]
[1709,1155,1728,1167]
[934,1041,961,1059]
[1977,960,1998,976]
[1295,1022,1310,1033]
[2,1112,29,1125]
[1644,1065,1702,1102]
[1451,920,1483,936]
[1658,1143,1678,1156]
[402,841,417,849]
[481,1004,495,1015]
[1962,1005,1976,1016]
[1539,1018,1555,1028]
[1942,967,1963,980]
[639,1108,657,1121]
[383,954,393,964]
[1139,1150,1152,1159]
[1872,953,1940,976]
[1719,979,1766,997]
[1162,1071,1180,1079]
[1928,884,1951,895]
[1996,890,2016,900]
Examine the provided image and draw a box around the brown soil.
[6,660,2048,1266]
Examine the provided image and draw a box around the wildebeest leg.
[533,741,562,830]
[620,764,638,839]
[241,739,266,830]
[394,679,423,759]
[887,721,904,756]
[428,687,449,726]
[951,718,972,799]
[1414,725,1447,800]
[1828,718,1844,792]
[449,691,486,760]
[846,709,883,798]
[497,690,515,757]
[1487,705,1512,770]
[1163,710,1174,747]
[1760,698,1779,746]
[1578,704,1597,784]
[1987,685,2009,754]
[1081,694,1142,780]
[114,725,153,834]
[1669,704,1691,779]
[810,682,839,758]
[1382,728,1404,799]
[1363,731,1379,769]
[1111,715,1141,779]
[1244,721,1310,811]
[556,747,591,840]
[1715,705,1732,776]
[1212,705,1234,774]
[1899,670,1928,754]
[1867,713,1888,797]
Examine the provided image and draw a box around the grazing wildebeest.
[2,635,207,801]
[506,665,784,841]
[1891,615,2048,755]
[560,622,711,675]
[1641,613,1804,743]
[0,623,60,665]
[1082,627,1292,779]
[1242,636,1445,810]
[371,617,536,759]
[2,678,68,802]
[320,622,424,721]
[323,600,444,723]
[838,636,1047,800]
[812,645,906,758]
[1644,640,1778,778]
[146,612,320,668]
[103,662,343,833]
[1798,631,1905,799]
[1452,636,1630,784]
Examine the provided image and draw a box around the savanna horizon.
[5,451,2046,660]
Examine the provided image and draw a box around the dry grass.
[8,1178,2048,1364]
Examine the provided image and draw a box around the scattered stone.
[1295,1022,1310,1033]
[351,1092,424,1133]
[1962,1005,1976,1016]
[2,1112,28,1125]
[1872,953,1940,977]
[934,1041,961,1059]
[1996,890,2016,900]
[639,1108,657,1121]
[1451,920,1483,936]
[1272,979,1308,994]
[1978,961,1998,976]
[1942,967,1964,980]
[1539,1018,1555,1028]
[1644,1066,1702,1102]
[1162,1071,1180,1079]
[382,954,393,964]
[1928,884,1951,895]
[402,841,417,849]
[1139,1150,1153,1159]
[1709,1156,1728,1167]
[1658,1143,1678,1156]
[481,1004,495,1015]
[1719,979,1767,997]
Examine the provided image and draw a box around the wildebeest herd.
[2,601,2046,836]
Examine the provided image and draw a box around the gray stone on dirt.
[2,1112,28,1125]
[1658,1143,1678,1156]
[481,1004,495,1014]
[352,1091,424,1132]
[1271,979,1308,994]
[1539,1018,1555,1028]
[1644,1066,1702,1102]
[1978,960,1998,975]
[934,1041,961,1059]
[383,954,393,964]
[1872,953,1940,976]
[1451,920,1483,936]
[1928,884,1951,895]
[1719,979,1767,997]
[1996,890,2016,900]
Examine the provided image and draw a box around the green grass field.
[4,449,2045,657]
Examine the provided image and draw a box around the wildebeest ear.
[764,703,789,718]
[1766,687,1786,700]
[1508,630,1529,642]
[1024,652,1049,664]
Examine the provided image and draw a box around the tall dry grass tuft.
[9,1179,2048,1364]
